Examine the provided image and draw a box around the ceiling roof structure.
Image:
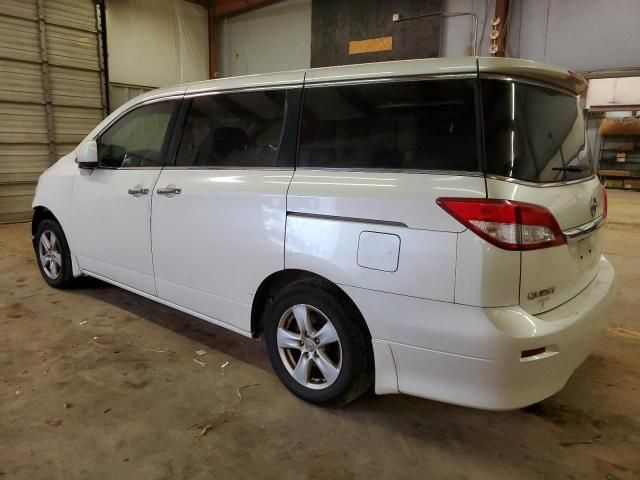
[185,0,281,17]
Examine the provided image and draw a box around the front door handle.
[128,185,149,196]
[157,185,182,196]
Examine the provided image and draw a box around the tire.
[264,279,373,407]
[34,218,75,289]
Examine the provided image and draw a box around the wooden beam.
[492,0,510,57]
[213,0,281,18]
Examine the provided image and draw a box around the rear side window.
[481,79,592,183]
[98,101,176,168]
[175,90,286,168]
[298,79,479,171]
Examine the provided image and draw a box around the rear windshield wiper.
[552,165,589,172]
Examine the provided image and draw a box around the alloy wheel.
[38,230,62,280]
[277,304,342,390]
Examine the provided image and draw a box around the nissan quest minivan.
[32,57,615,409]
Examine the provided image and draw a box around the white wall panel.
[544,0,640,72]
[219,0,311,77]
[106,0,208,88]
[443,0,640,72]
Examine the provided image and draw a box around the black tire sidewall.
[264,282,372,407]
[34,219,73,288]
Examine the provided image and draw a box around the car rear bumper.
[346,255,615,410]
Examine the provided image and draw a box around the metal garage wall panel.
[0,59,44,104]
[0,183,37,224]
[50,65,102,108]
[46,24,100,71]
[0,144,50,184]
[0,0,106,222]
[45,0,97,32]
[55,143,77,158]
[0,103,48,144]
[0,15,41,63]
[52,106,103,144]
[1,0,38,20]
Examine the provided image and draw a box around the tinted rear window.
[481,79,592,183]
[298,79,479,171]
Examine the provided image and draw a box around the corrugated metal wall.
[0,0,106,223]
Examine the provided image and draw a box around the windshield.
[481,79,592,183]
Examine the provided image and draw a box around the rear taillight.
[437,198,565,251]
[603,188,608,220]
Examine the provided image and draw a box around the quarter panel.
[285,170,487,303]
[287,170,486,232]
[455,230,521,307]
[286,215,456,302]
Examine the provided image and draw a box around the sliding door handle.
[157,185,181,196]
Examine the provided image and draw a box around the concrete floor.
[1,189,639,480]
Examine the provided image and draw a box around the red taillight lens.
[437,198,565,251]
[603,188,608,220]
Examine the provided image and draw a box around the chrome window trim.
[184,84,300,99]
[294,167,484,177]
[304,73,477,89]
[486,174,597,188]
[95,166,163,171]
[161,166,293,171]
[563,215,606,242]
[479,74,579,97]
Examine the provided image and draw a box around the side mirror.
[76,139,99,168]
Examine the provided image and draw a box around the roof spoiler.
[477,57,588,95]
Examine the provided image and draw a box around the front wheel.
[264,280,373,407]
[34,219,75,289]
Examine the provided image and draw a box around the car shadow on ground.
[71,276,272,373]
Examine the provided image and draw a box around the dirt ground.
[1,189,639,480]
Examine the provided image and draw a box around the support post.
[208,5,220,79]
[36,0,56,164]
[491,0,510,57]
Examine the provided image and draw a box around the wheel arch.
[251,269,372,342]
[32,206,60,238]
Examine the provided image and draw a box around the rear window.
[481,79,592,183]
[298,79,479,172]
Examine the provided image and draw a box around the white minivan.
[32,57,615,409]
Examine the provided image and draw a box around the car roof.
[130,56,587,109]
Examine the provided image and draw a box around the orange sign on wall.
[348,36,393,55]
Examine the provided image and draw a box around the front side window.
[298,79,479,171]
[174,90,286,168]
[481,79,592,183]
[98,101,176,168]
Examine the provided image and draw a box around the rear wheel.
[34,219,74,289]
[264,280,373,407]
